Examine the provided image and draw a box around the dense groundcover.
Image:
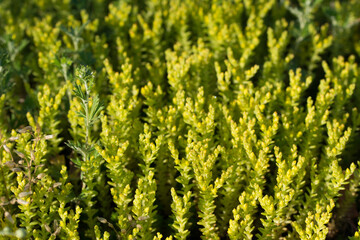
[1,0,360,239]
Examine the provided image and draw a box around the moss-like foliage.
[1,0,360,239]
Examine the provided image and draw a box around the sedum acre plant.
[1,0,360,239]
